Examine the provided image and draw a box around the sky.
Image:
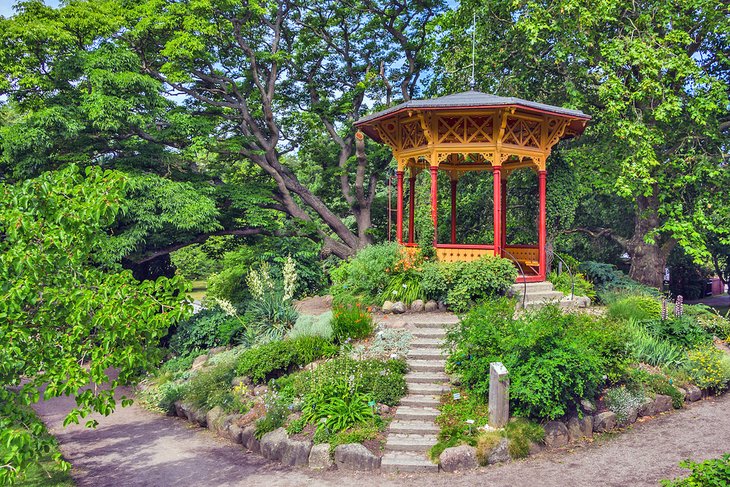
[0,0,61,18]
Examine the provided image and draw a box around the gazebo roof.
[355,90,591,143]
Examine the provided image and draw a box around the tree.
[433,0,730,287]
[0,165,189,484]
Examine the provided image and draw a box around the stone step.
[407,383,450,395]
[511,282,555,294]
[385,434,438,452]
[389,420,440,435]
[405,371,450,384]
[381,452,439,473]
[408,359,446,372]
[411,328,447,338]
[409,315,460,326]
[410,338,443,349]
[411,321,450,329]
[400,395,441,408]
[520,291,565,304]
[407,348,446,360]
[394,406,440,421]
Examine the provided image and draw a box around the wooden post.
[493,166,502,257]
[450,178,458,244]
[430,166,438,246]
[488,362,509,428]
[538,169,547,280]
[396,170,404,244]
[501,175,507,250]
[408,174,416,244]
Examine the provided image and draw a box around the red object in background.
[711,278,724,295]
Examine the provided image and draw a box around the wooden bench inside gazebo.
[355,91,590,283]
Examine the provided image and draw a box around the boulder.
[379,404,391,415]
[576,296,591,308]
[192,354,208,370]
[654,394,673,414]
[410,299,425,312]
[226,423,243,444]
[382,301,395,313]
[638,397,657,418]
[580,399,597,415]
[528,442,544,456]
[566,417,583,442]
[187,406,208,427]
[625,405,639,425]
[437,301,446,310]
[543,421,569,448]
[685,384,702,402]
[487,438,511,464]
[392,301,407,314]
[425,300,438,312]
[439,445,478,472]
[579,415,593,439]
[281,438,313,467]
[260,427,289,461]
[206,406,226,434]
[308,444,334,470]
[209,346,227,356]
[334,443,381,472]
[174,401,188,419]
[593,411,617,433]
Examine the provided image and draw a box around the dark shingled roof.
[355,90,590,125]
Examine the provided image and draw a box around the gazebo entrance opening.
[355,91,590,283]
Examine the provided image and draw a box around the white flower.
[402,284,407,288]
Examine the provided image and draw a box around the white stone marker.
[488,362,509,428]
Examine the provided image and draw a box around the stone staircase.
[510,281,566,308]
[381,316,458,473]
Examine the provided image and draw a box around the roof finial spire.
[470,12,476,90]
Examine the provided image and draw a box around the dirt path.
[34,389,730,487]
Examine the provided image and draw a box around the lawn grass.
[188,280,207,302]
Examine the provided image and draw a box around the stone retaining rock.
[580,399,597,415]
[566,416,594,442]
[206,406,226,434]
[544,421,569,448]
[281,438,313,466]
[392,301,406,314]
[261,428,288,461]
[685,384,702,402]
[425,300,438,312]
[654,394,673,414]
[638,397,656,417]
[192,354,208,370]
[308,444,333,470]
[241,425,260,453]
[382,301,394,313]
[487,438,511,464]
[593,411,617,433]
[226,422,243,444]
[410,299,425,312]
[334,443,381,471]
[440,445,478,472]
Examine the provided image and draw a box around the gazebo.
[355,91,590,282]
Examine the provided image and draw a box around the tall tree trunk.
[626,187,674,288]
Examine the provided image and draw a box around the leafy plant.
[236,336,338,384]
[302,392,375,435]
[330,243,402,305]
[331,302,374,343]
[661,455,730,487]
[182,357,239,411]
[626,320,688,368]
[608,296,662,322]
[603,385,645,424]
[645,316,712,349]
[684,347,730,392]
[169,307,244,356]
[547,270,596,300]
[287,312,334,340]
[381,271,425,304]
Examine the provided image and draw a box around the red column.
[408,175,416,244]
[396,170,404,244]
[538,169,547,280]
[493,166,502,257]
[430,166,438,246]
[501,176,507,250]
[450,178,458,244]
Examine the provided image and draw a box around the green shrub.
[684,346,730,392]
[433,390,488,452]
[207,266,250,304]
[301,391,375,435]
[421,261,449,302]
[331,302,374,343]
[171,241,224,281]
[330,243,402,305]
[182,357,238,411]
[547,270,596,300]
[645,316,712,349]
[254,401,288,439]
[607,296,662,322]
[288,312,334,340]
[661,454,730,487]
[627,370,685,409]
[381,270,425,305]
[685,304,730,340]
[236,336,338,384]
[328,422,381,450]
[169,308,244,356]
[245,292,298,341]
[448,299,610,419]
[626,321,688,368]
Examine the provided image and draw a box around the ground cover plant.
[661,454,730,487]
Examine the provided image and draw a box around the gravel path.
[34,389,730,487]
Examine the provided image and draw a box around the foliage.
[302,392,375,436]
[381,271,425,305]
[169,236,234,281]
[547,271,596,300]
[448,299,621,419]
[331,302,374,343]
[0,165,189,483]
[626,320,688,369]
[180,357,240,412]
[503,418,545,459]
[330,243,402,305]
[432,390,488,458]
[684,305,730,341]
[607,296,662,322]
[660,455,730,487]
[236,337,339,384]
[684,347,730,392]
[644,316,712,350]
[327,423,381,451]
[207,266,250,305]
[422,257,518,312]
[288,312,334,340]
[603,386,645,424]
[358,329,413,360]
[627,369,685,409]
[254,400,289,440]
[244,260,299,341]
[169,308,244,357]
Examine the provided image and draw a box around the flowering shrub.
[685,347,730,392]
[331,302,374,343]
[245,257,299,340]
[604,385,645,424]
